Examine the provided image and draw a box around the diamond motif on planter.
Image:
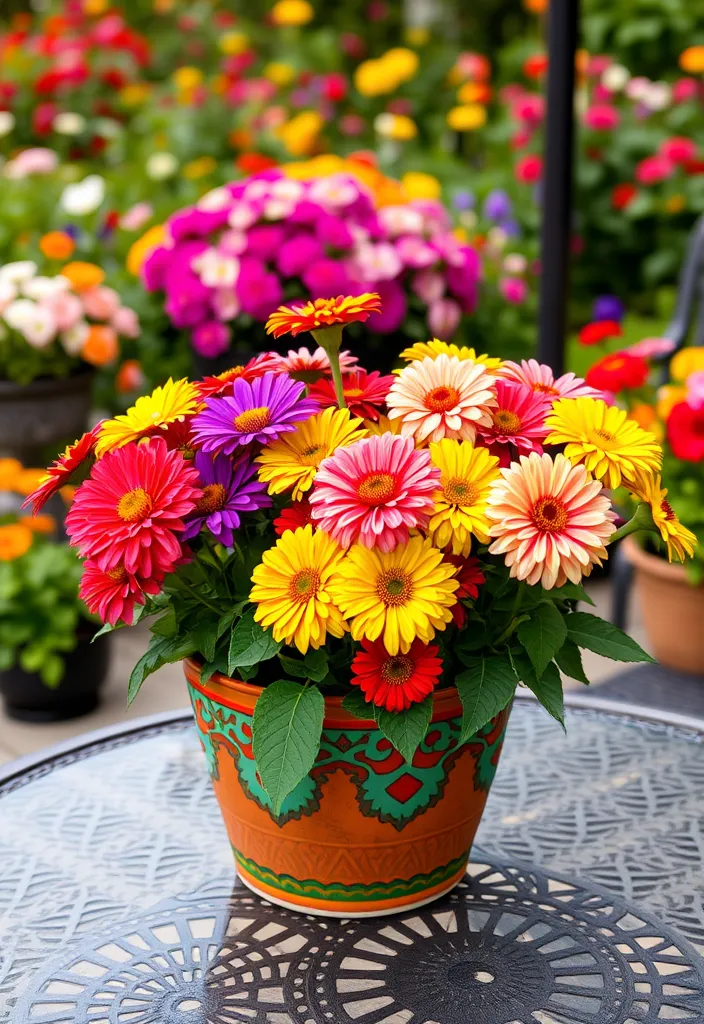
[385,772,423,804]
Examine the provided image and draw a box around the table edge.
[0,692,702,790]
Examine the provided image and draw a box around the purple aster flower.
[183,452,271,547]
[192,373,319,454]
[453,190,475,211]
[483,189,512,222]
[592,294,625,322]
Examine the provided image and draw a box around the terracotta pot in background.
[184,658,510,918]
[0,369,94,464]
[625,537,704,675]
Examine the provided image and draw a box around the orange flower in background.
[266,294,382,339]
[39,231,75,260]
[12,468,45,497]
[116,359,145,394]
[81,325,119,366]
[458,81,492,104]
[680,46,704,75]
[0,524,33,561]
[629,403,658,432]
[524,0,548,13]
[236,152,279,175]
[26,514,56,535]
[127,224,165,276]
[0,458,21,491]
[61,261,105,291]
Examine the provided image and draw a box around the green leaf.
[376,698,433,765]
[566,612,655,663]
[552,582,595,607]
[278,648,329,683]
[150,606,178,637]
[40,653,64,690]
[251,680,325,814]
[517,603,567,677]
[200,651,228,685]
[228,610,282,674]
[456,654,517,743]
[341,690,375,720]
[528,661,565,727]
[128,633,195,704]
[555,638,590,685]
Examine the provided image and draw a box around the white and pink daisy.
[387,354,497,444]
[309,433,439,552]
[486,451,617,590]
[273,346,359,378]
[478,380,552,465]
[499,358,601,400]
[625,337,676,360]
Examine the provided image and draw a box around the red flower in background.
[236,152,278,175]
[667,402,704,461]
[578,320,622,346]
[351,638,443,712]
[309,369,394,421]
[523,53,548,78]
[515,154,543,183]
[612,183,638,210]
[273,498,314,536]
[23,424,101,514]
[446,555,486,627]
[585,352,649,393]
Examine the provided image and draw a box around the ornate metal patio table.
[1,694,704,1024]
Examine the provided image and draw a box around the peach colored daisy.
[499,359,601,400]
[272,346,359,378]
[486,451,617,589]
[386,354,497,445]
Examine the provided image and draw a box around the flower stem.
[311,325,346,409]
[609,502,658,544]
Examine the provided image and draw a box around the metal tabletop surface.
[1,695,703,1023]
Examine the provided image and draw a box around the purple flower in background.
[483,189,512,222]
[192,320,231,358]
[453,190,475,211]
[277,234,324,277]
[501,218,522,238]
[183,452,271,548]
[192,373,319,454]
[592,294,625,322]
[236,258,283,319]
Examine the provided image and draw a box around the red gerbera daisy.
[446,554,486,627]
[667,401,704,461]
[309,369,395,421]
[585,351,649,393]
[351,638,443,712]
[196,352,283,398]
[66,437,201,577]
[22,424,101,514]
[578,320,622,346]
[80,560,163,626]
[273,497,313,536]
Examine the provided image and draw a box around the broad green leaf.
[128,633,195,704]
[252,681,325,814]
[41,653,64,690]
[517,603,567,677]
[279,648,329,683]
[341,690,375,720]
[376,698,433,765]
[200,651,228,685]
[566,612,655,663]
[553,582,595,607]
[150,606,178,637]
[528,661,565,728]
[456,655,517,743]
[228,609,282,674]
[555,638,590,685]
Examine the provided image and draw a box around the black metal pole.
[537,0,579,375]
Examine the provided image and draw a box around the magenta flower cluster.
[141,169,482,357]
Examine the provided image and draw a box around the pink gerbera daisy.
[272,346,359,383]
[486,451,617,589]
[499,359,601,400]
[478,380,552,465]
[309,369,395,421]
[309,433,440,552]
[80,560,163,625]
[66,438,200,577]
[386,354,497,444]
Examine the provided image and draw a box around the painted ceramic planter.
[184,658,510,917]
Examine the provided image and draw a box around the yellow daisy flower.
[256,407,367,500]
[399,338,502,372]
[626,471,697,563]
[363,414,403,436]
[95,378,201,457]
[428,440,501,556]
[328,536,459,655]
[545,397,662,490]
[250,525,347,653]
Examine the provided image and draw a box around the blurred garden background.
[2,0,704,745]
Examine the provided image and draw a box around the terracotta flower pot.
[184,658,510,917]
[625,536,704,674]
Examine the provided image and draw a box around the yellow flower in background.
[383,47,420,82]
[447,104,487,131]
[120,83,151,107]
[0,524,33,561]
[374,113,417,141]
[401,171,441,200]
[428,440,501,556]
[400,339,502,371]
[545,397,662,490]
[172,66,203,92]
[355,59,391,97]
[219,31,249,55]
[264,62,297,87]
[271,0,314,26]
[405,26,430,46]
[284,154,345,179]
[278,111,324,157]
[671,347,704,382]
[95,378,201,457]
[458,81,486,103]
[183,156,217,180]
[250,525,347,653]
[153,0,175,12]
[656,384,687,420]
[211,74,228,96]
[127,224,166,277]
[680,46,704,74]
[82,0,108,14]
[627,471,697,563]
[0,458,22,491]
[665,194,686,214]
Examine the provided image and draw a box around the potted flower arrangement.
[585,338,701,672]
[0,256,139,461]
[26,293,683,916]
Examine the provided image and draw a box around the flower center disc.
[345,387,364,399]
[357,472,397,504]
[377,569,413,607]
[234,406,271,433]
[288,568,320,603]
[532,496,568,532]
[106,564,127,581]
[592,428,614,446]
[381,655,414,685]
[492,409,522,434]
[533,382,559,395]
[660,498,677,521]
[117,487,153,523]
[443,476,479,505]
[196,483,227,515]
[298,443,326,467]
[424,385,460,413]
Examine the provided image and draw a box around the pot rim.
[623,535,692,584]
[0,366,94,397]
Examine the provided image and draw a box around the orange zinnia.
[39,230,75,260]
[0,523,33,561]
[265,293,382,339]
[81,325,119,366]
[61,261,105,291]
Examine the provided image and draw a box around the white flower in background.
[197,187,231,212]
[191,248,239,288]
[4,299,56,348]
[270,178,305,204]
[0,279,17,312]
[625,76,650,101]
[263,198,296,220]
[353,242,403,281]
[487,226,508,254]
[53,112,86,135]
[503,253,528,275]
[573,87,589,117]
[22,275,70,300]
[3,147,58,179]
[373,112,397,138]
[120,202,153,231]
[145,152,178,181]
[378,205,424,238]
[0,111,15,137]
[61,321,90,355]
[308,174,359,210]
[243,180,271,202]
[643,81,671,111]
[459,210,477,230]
[0,261,38,286]
[60,175,105,215]
[93,117,121,138]
[213,287,240,321]
[602,64,630,92]
[227,204,258,231]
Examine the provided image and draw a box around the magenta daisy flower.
[183,451,272,547]
[309,433,440,552]
[191,372,319,455]
[499,359,601,400]
[478,380,552,466]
